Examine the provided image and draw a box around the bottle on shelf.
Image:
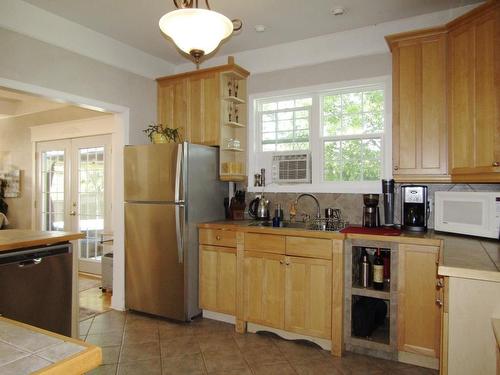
[373,248,384,290]
[360,249,370,288]
[383,251,391,288]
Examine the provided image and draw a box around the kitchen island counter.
[0,230,84,253]
[0,317,101,374]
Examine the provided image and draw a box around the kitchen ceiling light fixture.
[159,0,242,67]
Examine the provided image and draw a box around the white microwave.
[434,191,500,239]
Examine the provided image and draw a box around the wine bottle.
[373,248,384,290]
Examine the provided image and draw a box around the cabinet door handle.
[435,298,443,307]
[493,161,499,167]
[436,279,443,289]
[216,235,221,240]
[279,260,284,265]
[393,166,399,171]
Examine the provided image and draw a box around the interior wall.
[0,27,156,144]
[247,53,392,95]
[0,107,108,229]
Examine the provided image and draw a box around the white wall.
[0,27,156,144]
[0,107,108,229]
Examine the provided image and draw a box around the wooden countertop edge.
[0,232,85,252]
[198,222,442,245]
[0,317,102,375]
[492,319,500,349]
[438,265,500,283]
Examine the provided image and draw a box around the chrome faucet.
[294,193,321,219]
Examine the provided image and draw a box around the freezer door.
[124,143,182,202]
[125,202,185,320]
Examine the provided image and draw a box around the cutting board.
[340,226,402,236]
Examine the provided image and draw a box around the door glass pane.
[40,151,65,231]
[78,147,105,263]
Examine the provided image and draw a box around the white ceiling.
[23,0,482,65]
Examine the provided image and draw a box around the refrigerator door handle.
[175,204,184,264]
[174,143,183,203]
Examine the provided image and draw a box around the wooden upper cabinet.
[387,29,449,182]
[448,3,500,182]
[186,72,220,145]
[157,78,188,138]
[398,244,441,358]
[157,57,250,182]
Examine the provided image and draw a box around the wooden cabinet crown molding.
[156,57,250,83]
[445,0,500,30]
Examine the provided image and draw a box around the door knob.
[216,235,221,240]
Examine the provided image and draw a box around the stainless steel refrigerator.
[124,142,226,321]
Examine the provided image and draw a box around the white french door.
[36,135,112,275]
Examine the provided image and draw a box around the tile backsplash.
[242,183,500,228]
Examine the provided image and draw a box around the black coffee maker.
[362,194,380,227]
[401,185,429,232]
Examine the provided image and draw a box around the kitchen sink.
[246,219,347,232]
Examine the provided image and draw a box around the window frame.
[248,76,392,194]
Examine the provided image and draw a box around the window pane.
[321,87,384,136]
[323,138,381,182]
[262,102,277,111]
[258,96,312,152]
[324,141,341,181]
[341,140,362,181]
[295,98,312,107]
[363,90,384,112]
[363,111,384,133]
[278,100,294,109]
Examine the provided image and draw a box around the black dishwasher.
[0,243,73,336]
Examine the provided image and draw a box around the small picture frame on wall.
[0,170,21,198]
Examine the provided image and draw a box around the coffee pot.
[249,196,270,220]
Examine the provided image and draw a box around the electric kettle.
[248,196,270,220]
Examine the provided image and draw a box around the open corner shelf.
[221,147,244,153]
[223,96,245,104]
[225,121,246,128]
[219,174,246,182]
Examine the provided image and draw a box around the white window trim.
[248,76,392,194]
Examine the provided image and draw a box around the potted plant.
[143,123,182,144]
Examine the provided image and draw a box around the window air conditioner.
[272,152,311,184]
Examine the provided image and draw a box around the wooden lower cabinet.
[284,256,332,339]
[243,251,285,329]
[199,245,236,315]
[398,244,441,358]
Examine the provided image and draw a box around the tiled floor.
[80,310,438,375]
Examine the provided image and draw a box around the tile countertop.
[0,317,101,375]
[199,220,500,283]
[0,230,85,253]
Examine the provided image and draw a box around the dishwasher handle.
[18,258,42,268]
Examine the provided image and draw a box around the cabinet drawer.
[199,229,236,247]
[286,237,332,260]
[244,233,285,254]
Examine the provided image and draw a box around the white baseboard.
[202,310,236,325]
[398,351,439,370]
[247,322,332,351]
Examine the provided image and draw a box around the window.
[257,97,312,152]
[321,89,384,182]
[250,78,390,193]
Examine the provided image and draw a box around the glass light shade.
[159,8,233,56]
